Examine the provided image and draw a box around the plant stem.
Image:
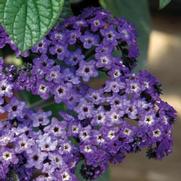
[29,98,54,109]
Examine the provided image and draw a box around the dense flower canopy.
[0,7,176,181]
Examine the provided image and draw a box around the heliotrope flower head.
[0,7,176,181]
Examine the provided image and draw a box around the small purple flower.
[108,65,128,79]
[31,65,46,80]
[44,118,67,137]
[42,162,56,175]
[45,65,61,83]
[118,19,136,43]
[63,69,80,85]
[86,89,103,105]
[36,81,50,100]
[108,110,122,125]
[66,49,84,66]
[125,78,142,94]
[0,131,14,146]
[79,126,92,142]
[49,30,65,42]
[138,110,157,127]
[59,169,77,181]
[103,127,118,142]
[119,123,134,142]
[15,134,34,153]
[33,54,54,69]
[100,26,119,45]
[35,174,55,181]
[49,43,68,60]
[92,108,107,126]
[93,131,106,146]
[59,141,72,155]
[65,92,81,109]
[148,124,164,142]
[32,38,50,54]
[26,147,47,169]
[80,32,99,49]
[36,133,58,152]
[68,121,81,137]
[0,79,13,97]
[89,16,105,32]
[95,43,113,57]
[76,61,98,82]
[0,148,18,165]
[48,152,65,168]
[80,143,95,155]
[67,29,81,45]
[5,98,25,119]
[95,54,112,69]
[32,111,51,127]
[75,100,93,120]
[125,101,138,119]
[104,79,125,93]
[53,83,71,103]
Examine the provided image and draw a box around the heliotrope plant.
[0,4,176,181]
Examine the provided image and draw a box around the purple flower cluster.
[0,60,79,180]
[0,7,176,181]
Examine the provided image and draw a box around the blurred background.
[71,0,181,180]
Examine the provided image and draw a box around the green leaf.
[18,91,41,106]
[44,103,66,117]
[0,0,64,51]
[159,0,171,9]
[100,0,151,71]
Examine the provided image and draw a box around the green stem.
[29,98,54,109]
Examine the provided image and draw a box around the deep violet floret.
[0,7,176,181]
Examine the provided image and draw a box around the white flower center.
[153,129,161,137]
[144,115,154,125]
[62,172,70,181]
[3,151,12,160]
[123,128,132,136]
[108,130,115,139]
[84,145,92,153]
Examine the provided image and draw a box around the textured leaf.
[100,0,151,70]
[159,0,172,9]
[18,91,41,106]
[0,0,64,51]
